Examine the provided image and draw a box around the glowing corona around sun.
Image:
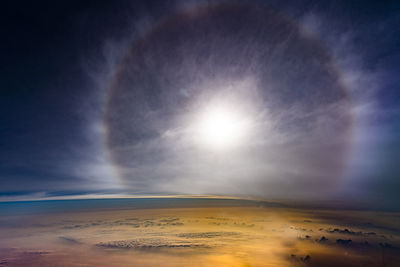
[196,106,248,149]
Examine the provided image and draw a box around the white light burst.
[196,105,248,150]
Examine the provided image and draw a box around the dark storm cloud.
[325,228,377,236]
[336,239,352,245]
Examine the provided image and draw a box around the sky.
[1,0,400,209]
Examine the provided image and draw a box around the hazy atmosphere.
[1,1,400,266]
[2,0,400,209]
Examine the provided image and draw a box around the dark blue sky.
[1,0,399,209]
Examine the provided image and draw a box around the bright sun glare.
[197,106,248,149]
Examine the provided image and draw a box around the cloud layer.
[105,3,353,199]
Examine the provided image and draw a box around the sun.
[196,105,248,150]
